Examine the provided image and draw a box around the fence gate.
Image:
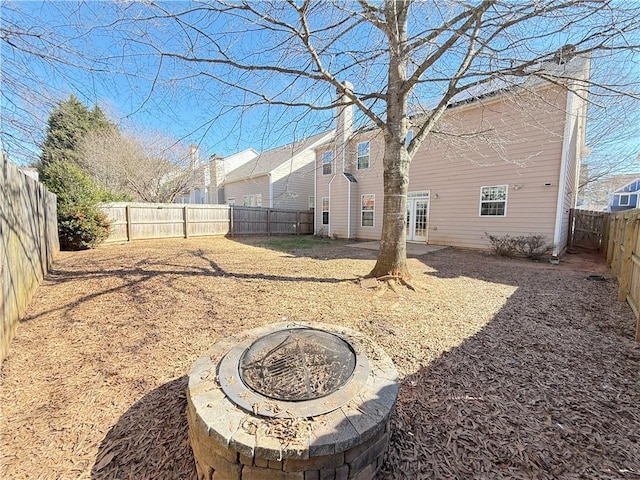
[569,209,606,250]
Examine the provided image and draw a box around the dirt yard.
[1,236,638,480]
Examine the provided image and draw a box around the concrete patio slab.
[347,241,449,256]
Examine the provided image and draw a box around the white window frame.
[255,194,262,207]
[361,194,375,227]
[357,141,370,170]
[227,197,235,206]
[322,151,333,175]
[322,197,329,225]
[619,193,630,206]
[479,185,508,217]
[309,195,315,210]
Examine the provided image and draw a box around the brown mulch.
[0,236,638,480]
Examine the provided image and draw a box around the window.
[480,185,507,216]
[619,194,630,206]
[322,151,333,175]
[227,198,236,206]
[309,196,315,210]
[255,194,262,207]
[357,141,370,170]
[361,194,375,227]
[322,197,329,225]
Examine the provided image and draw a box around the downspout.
[346,178,351,239]
[268,173,274,208]
[327,174,336,237]
[552,89,576,257]
[313,161,317,235]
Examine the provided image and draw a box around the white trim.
[361,194,375,228]
[347,179,351,238]
[553,90,575,257]
[479,185,508,217]
[268,173,273,208]
[321,196,330,226]
[356,141,370,170]
[618,193,631,206]
[322,150,333,175]
[327,175,335,237]
[313,154,317,234]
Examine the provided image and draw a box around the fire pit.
[187,322,399,480]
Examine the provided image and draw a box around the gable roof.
[447,54,590,108]
[613,176,640,194]
[225,130,333,183]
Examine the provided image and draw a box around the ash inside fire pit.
[238,328,356,401]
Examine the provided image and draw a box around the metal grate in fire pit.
[218,323,372,418]
[238,328,356,401]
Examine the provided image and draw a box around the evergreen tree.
[38,95,113,171]
[38,96,125,250]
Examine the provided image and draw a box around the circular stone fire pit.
[187,322,399,480]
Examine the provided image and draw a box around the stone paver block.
[242,465,305,480]
[309,408,360,456]
[335,464,349,480]
[347,434,388,475]
[284,452,344,472]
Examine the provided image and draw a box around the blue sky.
[1,0,639,174]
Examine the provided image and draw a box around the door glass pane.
[414,200,428,238]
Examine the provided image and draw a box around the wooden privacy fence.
[568,209,606,250]
[100,203,313,242]
[1,154,59,362]
[600,209,640,341]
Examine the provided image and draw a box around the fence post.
[230,206,234,237]
[184,205,189,238]
[125,205,132,242]
[296,211,300,235]
[267,209,271,236]
[618,216,636,301]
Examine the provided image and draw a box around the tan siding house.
[223,131,333,209]
[315,56,589,256]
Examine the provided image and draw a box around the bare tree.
[0,2,114,164]
[105,0,639,282]
[80,129,198,203]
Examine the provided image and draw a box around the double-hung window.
[322,151,333,175]
[322,197,329,225]
[357,142,370,170]
[480,185,507,216]
[361,194,374,227]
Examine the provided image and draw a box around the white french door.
[407,192,430,242]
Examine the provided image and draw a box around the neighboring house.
[608,177,640,212]
[578,172,640,211]
[175,146,259,204]
[314,54,591,257]
[223,131,333,210]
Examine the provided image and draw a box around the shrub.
[485,233,553,260]
[58,207,111,250]
[40,160,114,250]
[485,233,519,257]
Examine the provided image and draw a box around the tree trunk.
[368,139,411,280]
[368,0,411,282]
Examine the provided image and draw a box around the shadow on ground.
[91,376,196,480]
